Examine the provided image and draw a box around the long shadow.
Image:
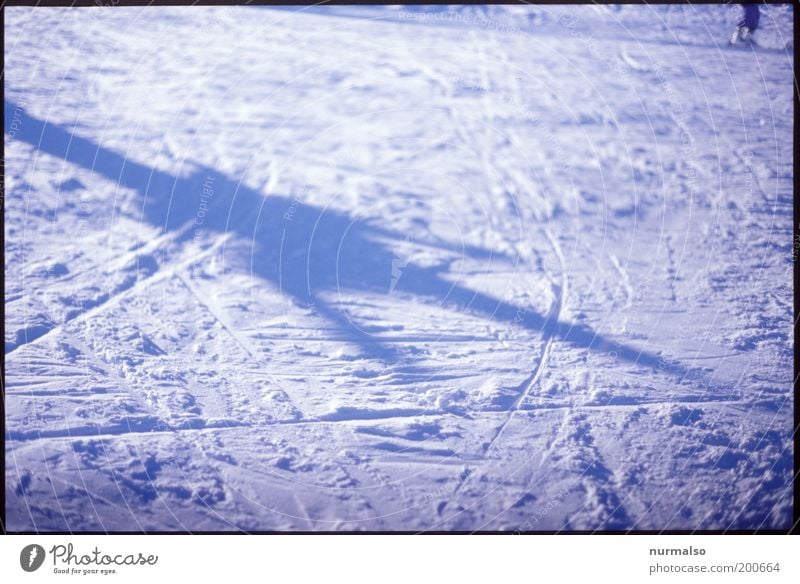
[5,99,692,379]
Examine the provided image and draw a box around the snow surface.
[4,4,794,531]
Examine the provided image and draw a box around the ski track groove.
[176,270,260,363]
[5,9,792,532]
[175,269,303,419]
[476,36,637,531]
[555,413,635,533]
[5,396,756,445]
[8,219,195,304]
[609,253,634,309]
[292,493,314,529]
[21,330,192,532]
[430,35,572,521]
[480,33,571,456]
[69,331,165,428]
[6,221,212,356]
[664,235,678,302]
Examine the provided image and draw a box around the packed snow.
[4,4,794,531]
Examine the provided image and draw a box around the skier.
[730,3,760,45]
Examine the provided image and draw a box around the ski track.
[6,220,207,355]
[608,253,633,309]
[432,34,571,521]
[497,226,632,529]
[5,395,761,447]
[4,5,793,532]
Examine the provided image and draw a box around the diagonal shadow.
[5,99,693,379]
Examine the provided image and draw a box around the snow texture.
[4,4,794,532]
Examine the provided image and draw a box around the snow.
[4,4,794,531]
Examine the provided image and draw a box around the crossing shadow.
[5,99,692,378]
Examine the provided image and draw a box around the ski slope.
[4,5,794,531]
